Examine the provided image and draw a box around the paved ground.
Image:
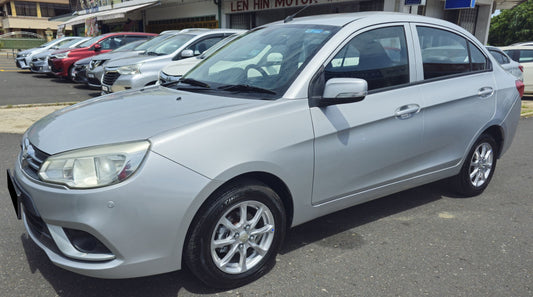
[1,118,532,297]
[0,54,97,106]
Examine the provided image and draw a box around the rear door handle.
[395,104,420,120]
[478,87,494,98]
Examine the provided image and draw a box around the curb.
[0,102,77,109]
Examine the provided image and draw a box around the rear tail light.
[519,65,524,73]
[516,80,524,98]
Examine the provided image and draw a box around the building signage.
[225,0,354,13]
[444,0,475,9]
[404,0,426,5]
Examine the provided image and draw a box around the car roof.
[268,11,460,28]
[499,45,533,50]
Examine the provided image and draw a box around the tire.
[184,179,286,288]
[451,133,498,197]
[68,66,76,81]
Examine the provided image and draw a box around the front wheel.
[184,180,286,288]
[451,133,498,197]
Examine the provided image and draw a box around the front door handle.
[395,104,420,120]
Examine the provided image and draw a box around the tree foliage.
[489,0,533,46]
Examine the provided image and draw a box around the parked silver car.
[15,37,82,69]
[84,31,182,88]
[30,37,89,75]
[7,12,522,288]
[101,29,244,94]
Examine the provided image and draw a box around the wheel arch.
[182,171,294,260]
[481,125,504,158]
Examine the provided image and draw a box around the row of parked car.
[16,29,532,97]
[16,29,245,95]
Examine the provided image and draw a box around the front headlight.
[39,141,150,189]
[117,63,142,75]
[54,51,70,59]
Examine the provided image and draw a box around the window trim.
[309,22,414,103]
[410,23,492,83]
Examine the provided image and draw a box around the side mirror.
[93,44,102,51]
[317,78,367,107]
[180,49,194,58]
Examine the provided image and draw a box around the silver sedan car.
[7,12,522,288]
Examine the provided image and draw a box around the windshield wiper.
[218,84,276,95]
[145,51,158,56]
[179,78,211,88]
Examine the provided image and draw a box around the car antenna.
[284,5,310,23]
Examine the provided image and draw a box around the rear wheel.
[451,133,498,197]
[184,180,286,288]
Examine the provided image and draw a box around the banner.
[85,17,100,37]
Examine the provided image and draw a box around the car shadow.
[20,180,456,296]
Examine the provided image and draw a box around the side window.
[518,50,533,63]
[489,50,509,64]
[324,26,409,91]
[416,26,488,79]
[188,36,223,55]
[100,36,122,50]
[503,50,519,62]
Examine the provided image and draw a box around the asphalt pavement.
[0,54,97,106]
[0,51,531,297]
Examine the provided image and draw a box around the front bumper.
[101,70,155,94]
[16,57,30,69]
[30,60,50,74]
[8,148,214,278]
[49,58,73,77]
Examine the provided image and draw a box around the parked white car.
[8,12,522,288]
[486,46,523,81]
[157,33,244,85]
[501,45,533,94]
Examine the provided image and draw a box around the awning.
[61,2,158,26]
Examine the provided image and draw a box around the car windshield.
[145,34,195,56]
[134,34,174,51]
[179,24,338,99]
[56,38,83,49]
[113,40,146,52]
[198,34,242,60]
[77,35,104,48]
[39,39,58,47]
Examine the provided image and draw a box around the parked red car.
[49,32,157,80]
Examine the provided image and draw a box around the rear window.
[416,26,489,79]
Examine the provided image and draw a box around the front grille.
[20,141,49,180]
[102,71,120,85]
[88,77,101,86]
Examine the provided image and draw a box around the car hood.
[91,50,144,62]
[105,54,169,68]
[75,56,93,65]
[26,86,266,155]
[161,57,201,76]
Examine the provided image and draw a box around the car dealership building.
[59,0,523,44]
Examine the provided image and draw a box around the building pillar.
[10,1,16,17]
[475,2,493,44]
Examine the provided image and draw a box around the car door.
[410,24,496,172]
[310,24,425,205]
